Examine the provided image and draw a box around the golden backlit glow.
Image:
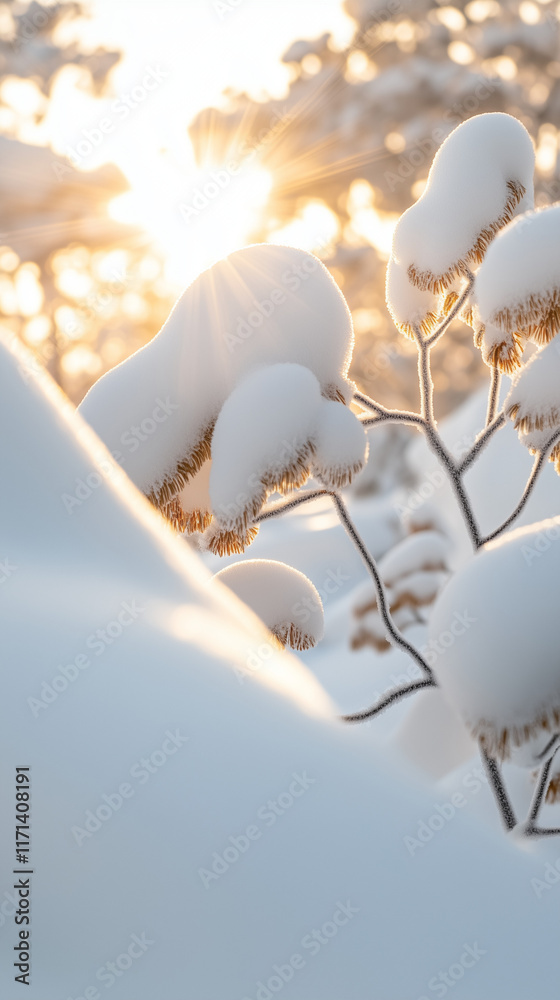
[268,200,339,254]
[109,163,273,288]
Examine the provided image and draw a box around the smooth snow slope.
[0,334,559,1000]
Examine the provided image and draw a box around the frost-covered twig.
[342,679,435,723]
[331,491,435,683]
[255,489,331,522]
[412,325,435,426]
[480,744,517,831]
[257,487,435,705]
[424,271,475,349]
[486,366,502,427]
[457,411,506,475]
[360,413,425,429]
[522,744,560,838]
[481,428,560,546]
[354,392,426,430]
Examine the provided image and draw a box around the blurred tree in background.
[0,0,170,402]
[190,0,560,416]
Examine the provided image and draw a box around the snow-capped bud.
[311,400,368,489]
[505,338,560,465]
[479,322,525,375]
[429,518,560,760]
[205,364,323,555]
[476,206,560,348]
[78,243,354,520]
[213,559,324,650]
[392,113,534,294]
[385,256,439,338]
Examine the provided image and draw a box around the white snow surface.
[3,330,560,999]
[392,113,535,284]
[475,205,560,328]
[429,516,560,747]
[213,559,325,646]
[78,244,354,497]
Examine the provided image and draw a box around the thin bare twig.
[331,491,434,683]
[486,367,502,427]
[257,488,435,722]
[412,325,435,426]
[354,391,425,429]
[480,744,517,831]
[522,745,560,838]
[342,679,435,722]
[424,271,475,349]
[480,428,560,547]
[457,412,506,475]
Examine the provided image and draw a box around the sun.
[108,150,273,290]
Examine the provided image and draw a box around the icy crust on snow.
[78,244,354,504]
[429,517,560,759]
[213,559,324,649]
[391,114,535,292]
[385,255,439,337]
[476,206,560,345]
[505,338,560,462]
[311,399,368,489]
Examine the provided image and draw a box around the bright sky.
[43,0,356,287]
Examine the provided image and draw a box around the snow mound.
[392,113,535,292]
[2,333,560,1000]
[78,243,355,510]
[476,205,560,346]
[213,559,324,650]
[429,517,560,759]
